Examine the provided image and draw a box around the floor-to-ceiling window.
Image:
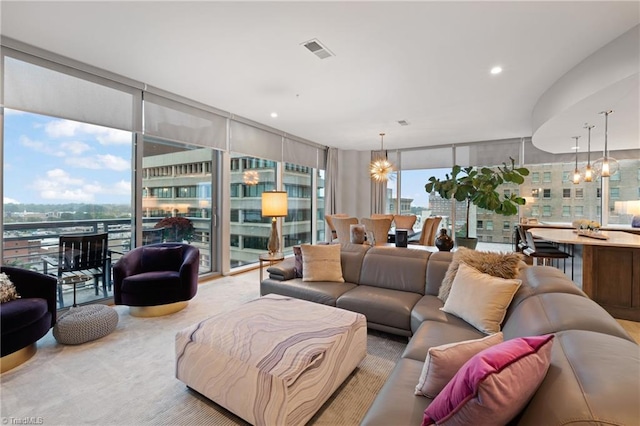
[282,162,313,254]
[141,138,217,274]
[2,110,133,306]
[229,154,277,268]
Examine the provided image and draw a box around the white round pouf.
[53,305,119,345]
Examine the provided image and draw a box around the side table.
[258,252,284,283]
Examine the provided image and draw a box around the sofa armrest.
[267,257,296,281]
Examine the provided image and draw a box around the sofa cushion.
[141,246,183,272]
[502,292,634,342]
[410,295,471,334]
[515,330,640,426]
[260,278,356,306]
[415,332,504,398]
[0,298,49,334]
[441,263,521,334]
[360,358,432,426]
[359,247,431,294]
[337,285,422,336]
[301,244,344,282]
[438,247,523,303]
[122,271,181,293]
[403,321,485,362]
[422,334,554,426]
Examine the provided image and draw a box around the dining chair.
[371,214,394,222]
[325,214,350,242]
[332,217,359,243]
[416,216,442,246]
[361,217,392,246]
[393,214,417,230]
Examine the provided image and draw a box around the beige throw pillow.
[415,332,504,398]
[301,244,345,282]
[438,247,523,303]
[441,262,521,334]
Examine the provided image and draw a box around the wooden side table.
[258,252,284,283]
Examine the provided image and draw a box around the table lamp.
[261,191,288,254]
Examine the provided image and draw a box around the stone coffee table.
[175,294,367,425]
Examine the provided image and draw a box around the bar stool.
[523,230,572,278]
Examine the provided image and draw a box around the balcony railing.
[3,217,211,308]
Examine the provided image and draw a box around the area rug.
[0,275,407,425]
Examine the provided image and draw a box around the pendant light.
[369,133,394,182]
[593,110,619,178]
[582,124,594,182]
[572,136,581,185]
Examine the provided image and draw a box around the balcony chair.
[43,233,109,308]
[113,243,199,317]
[1,266,57,373]
[361,217,392,246]
[332,217,359,244]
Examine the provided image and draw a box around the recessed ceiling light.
[571,146,580,150]
[270,112,278,118]
[490,66,502,75]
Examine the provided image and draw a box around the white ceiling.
[1,1,639,153]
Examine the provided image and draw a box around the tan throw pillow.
[441,262,521,334]
[438,247,523,303]
[0,272,20,303]
[301,244,344,282]
[415,332,504,398]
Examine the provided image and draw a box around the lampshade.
[261,191,288,217]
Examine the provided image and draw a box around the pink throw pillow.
[422,334,554,426]
[415,332,504,398]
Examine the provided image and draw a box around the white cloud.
[45,119,130,145]
[65,154,130,171]
[30,168,130,202]
[20,135,65,157]
[96,154,130,171]
[3,196,20,204]
[60,140,91,155]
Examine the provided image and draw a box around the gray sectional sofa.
[260,244,640,425]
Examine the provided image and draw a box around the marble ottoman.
[175,294,367,426]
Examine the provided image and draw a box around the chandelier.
[243,170,259,185]
[369,133,394,182]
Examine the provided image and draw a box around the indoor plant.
[424,158,529,249]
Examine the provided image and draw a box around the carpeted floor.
[0,275,407,425]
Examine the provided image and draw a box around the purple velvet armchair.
[113,243,199,316]
[1,266,57,372]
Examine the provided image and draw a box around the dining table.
[529,227,640,321]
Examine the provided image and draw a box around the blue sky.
[3,109,132,205]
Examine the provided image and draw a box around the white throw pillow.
[415,332,504,398]
[300,244,344,282]
[441,262,521,334]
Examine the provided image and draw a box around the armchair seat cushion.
[1,298,49,334]
[121,271,181,294]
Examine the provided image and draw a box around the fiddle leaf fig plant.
[425,158,529,239]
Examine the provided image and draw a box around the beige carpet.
[0,275,407,425]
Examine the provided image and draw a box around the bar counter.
[529,227,640,321]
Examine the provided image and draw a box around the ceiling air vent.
[397,120,410,126]
[302,38,335,60]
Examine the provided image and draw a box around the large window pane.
[141,137,216,274]
[3,109,132,307]
[283,162,313,253]
[229,154,277,268]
